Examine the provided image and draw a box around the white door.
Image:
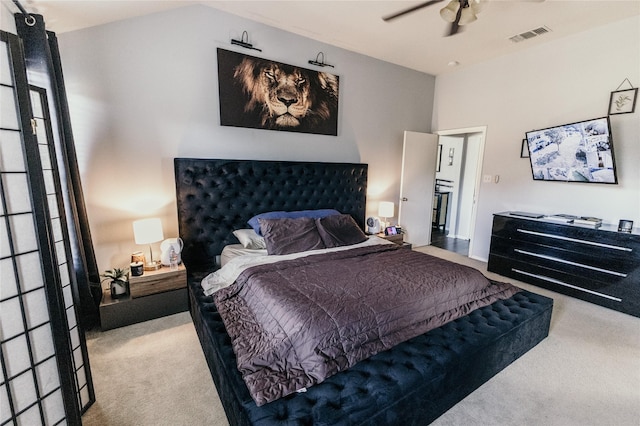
[398,131,439,247]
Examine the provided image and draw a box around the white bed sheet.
[221,244,268,267]
[201,235,392,296]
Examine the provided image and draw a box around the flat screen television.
[525,116,618,184]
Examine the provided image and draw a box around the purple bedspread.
[213,244,520,406]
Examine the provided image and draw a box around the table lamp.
[133,218,164,271]
[378,201,394,229]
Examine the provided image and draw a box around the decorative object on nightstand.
[378,201,394,229]
[101,267,129,299]
[160,237,183,266]
[133,217,164,271]
[131,250,146,264]
[130,261,144,276]
[366,216,381,234]
[130,251,146,276]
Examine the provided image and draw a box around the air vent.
[509,26,551,43]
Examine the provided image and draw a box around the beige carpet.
[82,246,640,426]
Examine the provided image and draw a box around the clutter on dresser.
[544,214,602,228]
[618,220,634,233]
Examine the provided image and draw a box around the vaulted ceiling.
[17,1,640,75]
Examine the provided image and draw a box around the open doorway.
[431,127,486,257]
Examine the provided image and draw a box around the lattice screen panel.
[30,86,92,412]
[1,30,82,425]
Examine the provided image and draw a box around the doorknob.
[401,197,408,201]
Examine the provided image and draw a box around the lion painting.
[217,49,339,135]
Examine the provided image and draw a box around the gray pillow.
[258,217,326,255]
[316,214,367,248]
[232,229,267,249]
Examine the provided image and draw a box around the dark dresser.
[488,212,640,317]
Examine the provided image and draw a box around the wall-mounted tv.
[525,116,618,184]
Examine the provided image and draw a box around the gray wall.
[57,5,436,271]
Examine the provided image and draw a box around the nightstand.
[99,265,188,330]
[377,233,412,249]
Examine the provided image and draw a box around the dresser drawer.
[489,253,616,293]
[129,265,187,298]
[489,236,635,280]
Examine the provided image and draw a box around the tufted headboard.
[174,158,368,273]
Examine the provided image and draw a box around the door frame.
[435,126,487,259]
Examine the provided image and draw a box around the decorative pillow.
[316,214,368,248]
[232,229,267,250]
[258,217,326,255]
[248,209,340,235]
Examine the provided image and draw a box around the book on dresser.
[572,216,602,227]
[544,214,576,223]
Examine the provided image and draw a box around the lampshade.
[439,0,459,23]
[458,7,477,25]
[133,218,164,245]
[378,202,394,219]
[440,0,479,25]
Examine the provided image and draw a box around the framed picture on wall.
[217,48,340,136]
[608,88,638,115]
[520,139,529,158]
[436,144,443,172]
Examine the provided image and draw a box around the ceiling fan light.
[439,1,459,23]
[458,7,477,25]
[469,0,482,14]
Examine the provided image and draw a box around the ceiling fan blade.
[382,0,445,22]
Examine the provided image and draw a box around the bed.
[174,158,553,425]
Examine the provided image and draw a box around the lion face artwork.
[217,49,339,136]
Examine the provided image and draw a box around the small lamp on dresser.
[133,217,164,271]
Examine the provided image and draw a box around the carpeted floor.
[82,246,640,426]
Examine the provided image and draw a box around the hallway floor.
[430,228,470,256]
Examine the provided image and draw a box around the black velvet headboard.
[174,158,368,273]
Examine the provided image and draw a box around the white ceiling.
[16,0,640,75]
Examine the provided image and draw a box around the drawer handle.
[514,249,627,278]
[516,229,632,252]
[512,269,622,302]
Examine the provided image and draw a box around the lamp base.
[143,261,162,271]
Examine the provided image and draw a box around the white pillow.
[232,229,267,249]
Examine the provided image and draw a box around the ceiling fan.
[383,0,482,37]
